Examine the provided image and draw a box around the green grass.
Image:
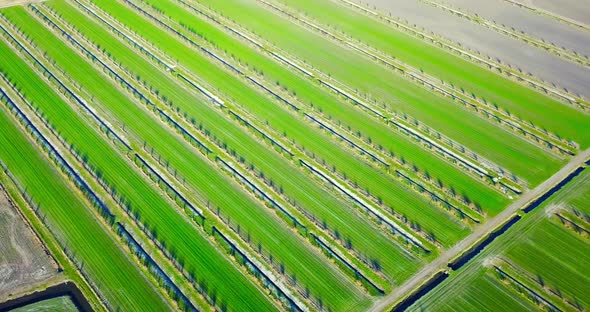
[11,296,79,312]
[503,171,590,310]
[276,0,590,149]
[409,269,537,311]
[0,13,276,311]
[3,6,371,311]
[506,219,590,309]
[46,0,421,288]
[190,0,564,186]
[140,0,508,216]
[566,170,590,215]
[0,98,168,311]
[89,0,469,247]
[410,169,590,311]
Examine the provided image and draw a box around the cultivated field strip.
[3,6,381,311]
[259,0,578,159]
[142,0,515,212]
[89,0,475,248]
[47,0,412,290]
[0,23,226,312]
[188,0,565,188]
[112,0,483,233]
[0,9,285,311]
[333,0,590,107]
[492,258,571,311]
[0,73,171,311]
[0,27,220,311]
[2,10,279,311]
[44,0,443,298]
[415,0,590,68]
[49,0,429,291]
[2,1,588,311]
[409,166,590,312]
[289,1,584,112]
[66,0,458,260]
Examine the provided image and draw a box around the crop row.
[192,0,564,187]
[1,9,278,311]
[99,0,470,246]
[17,4,372,310]
[65,0,430,289]
[0,69,170,311]
[146,0,514,210]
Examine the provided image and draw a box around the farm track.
[371,147,590,311]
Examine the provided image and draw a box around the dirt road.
[370,148,590,312]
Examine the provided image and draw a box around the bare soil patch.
[0,184,58,300]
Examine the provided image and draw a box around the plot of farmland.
[0,0,588,311]
[410,168,590,312]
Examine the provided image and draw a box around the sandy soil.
[358,0,590,99]
[443,0,590,57]
[0,185,57,299]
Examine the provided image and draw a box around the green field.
[0,0,588,311]
[0,100,169,311]
[188,0,566,185]
[411,169,590,311]
[45,0,424,289]
[10,296,79,312]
